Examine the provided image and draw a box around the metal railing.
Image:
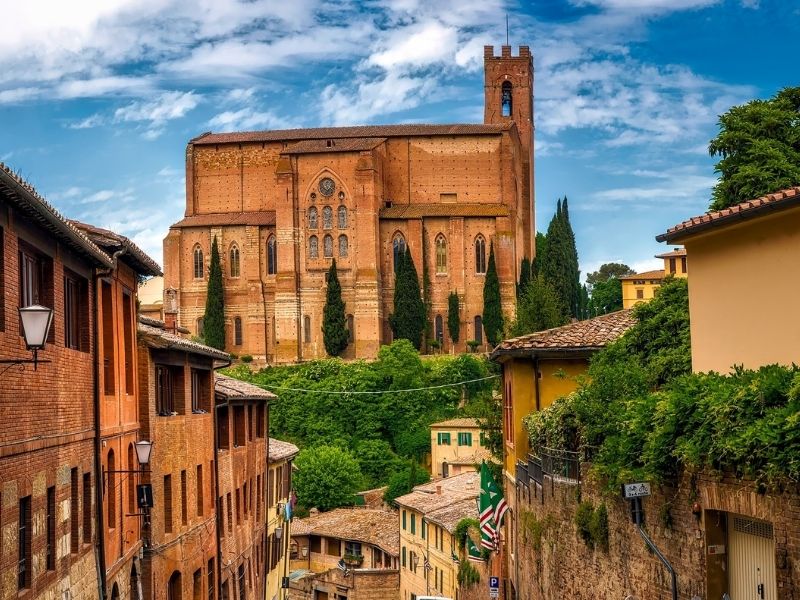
[527,454,543,486]
[539,446,581,483]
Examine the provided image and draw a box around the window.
[681,256,687,273]
[308,236,319,259]
[402,510,406,530]
[181,470,188,525]
[669,258,676,274]
[107,449,116,529]
[46,485,55,570]
[347,314,354,344]
[474,315,483,345]
[218,405,230,450]
[323,234,333,258]
[208,558,216,600]
[636,289,644,300]
[101,280,115,394]
[18,242,49,308]
[437,432,451,445]
[338,234,348,258]
[411,514,416,535]
[310,535,321,553]
[156,365,175,415]
[435,234,447,274]
[18,495,31,590]
[128,444,136,515]
[193,568,202,600]
[338,205,347,229]
[475,236,487,274]
[193,246,204,279]
[197,317,204,337]
[308,206,318,229]
[122,290,134,392]
[458,432,473,446]
[64,269,88,351]
[234,317,243,346]
[303,315,311,343]
[392,234,406,274]
[164,474,173,533]
[402,546,406,568]
[234,405,246,447]
[237,564,246,600]
[71,468,79,552]
[322,206,333,229]
[230,244,240,278]
[197,465,204,517]
[167,572,182,600]
[326,538,341,556]
[503,381,514,444]
[501,81,513,117]
[226,493,232,533]
[83,473,91,546]
[267,235,277,275]
[256,404,265,438]
[344,541,362,557]
[192,368,211,413]
[435,315,443,344]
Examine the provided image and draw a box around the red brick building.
[0,166,110,599]
[163,45,534,362]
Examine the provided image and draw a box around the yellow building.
[288,508,399,600]
[395,472,487,600]
[620,247,687,309]
[429,418,491,478]
[489,310,635,597]
[657,186,800,373]
[138,275,165,321]
[267,438,300,600]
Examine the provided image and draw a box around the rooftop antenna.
[506,14,509,46]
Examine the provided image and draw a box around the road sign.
[489,576,500,598]
[622,482,651,499]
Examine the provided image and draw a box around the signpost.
[489,576,499,599]
[622,482,677,600]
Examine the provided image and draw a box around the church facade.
[163,45,534,363]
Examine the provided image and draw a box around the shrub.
[457,561,481,587]
[575,501,594,546]
[240,354,253,363]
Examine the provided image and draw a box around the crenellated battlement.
[484,45,532,60]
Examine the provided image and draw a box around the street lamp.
[134,440,153,467]
[275,526,283,540]
[1,305,54,373]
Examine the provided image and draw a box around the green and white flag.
[479,461,508,549]
[466,535,486,563]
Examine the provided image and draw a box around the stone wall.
[288,568,399,600]
[507,467,800,600]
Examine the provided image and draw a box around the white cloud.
[570,0,719,12]
[208,108,295,131]
[368,21,459,70]
[114,91,199,124]
[591,173,718,207]
[79,188,136,204]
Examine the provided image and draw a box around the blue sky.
[0,0,797,276]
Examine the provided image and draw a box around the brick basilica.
[163,45,534,362]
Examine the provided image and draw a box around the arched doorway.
[167,571,182,600]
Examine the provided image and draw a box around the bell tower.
[484,44,534,257]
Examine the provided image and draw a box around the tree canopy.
[511,274,565,336]
[322,260,349,356]
[293,445,363,511]
[482,242,504,347]
[540,198,580,320]
[586,263,634,286]
[448,291,461,344]
[390,249,426,350]
[203,236,225,350]
[585,263,633,317]
[709,86,800,210]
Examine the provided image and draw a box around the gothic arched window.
[435,234,447,274]
[338,235,348,258]
[323,234,333,258]
[392,234,406,274]
[501,81,512,117]
[303,315,311,343]
[267,235,277,275]
[197,317,204,337]
[435,315,444,343]
[347,314,354,343]
[475,235,487,274]
[338,205,348,229]
[474,315,483,345]
[309,235,319,259]
[234,316,243,346]
[322,206,333,230]
[193,245,204,279]
[229,244,240,278]
[308,206,318,229]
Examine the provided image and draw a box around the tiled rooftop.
[430,418,480,429]
[654,248,686,259]
[657,186,800,243]
[171,210,276,229]
[282,137,387,155]
[290,508,399,556]
[619,269,666,281]
[491,309,636,360]
[395,472,480,515]
[192,123,511,145]
[138,321,230,362]
[380,203,509,219]
[447,448,495,466]
[70,219,162,276]
[425,497,479,534]
[215,374,276,401]
[269,438,299,462]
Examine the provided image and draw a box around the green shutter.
[443,432,450,445]
[411,514,416,534]
[437,432,442,445]
[402,510,406,530]
[402,546,406,567]
[422,521,427,539]
[466,432,472,446]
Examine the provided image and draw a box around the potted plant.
[343,553,363,567]
[466,340,479,353]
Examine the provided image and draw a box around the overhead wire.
[250,374,499,395]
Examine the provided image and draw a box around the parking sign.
[489,576,500,598]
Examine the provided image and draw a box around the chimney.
[436,485,442,495]
[164,311,177,333]
[309,507,319,517]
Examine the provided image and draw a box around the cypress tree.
[561,197,581,319]
[447,291,460,344]
[389,250,425,349]
[541,199,569,318]
[482,242,504,347]
[531,232,548,278]
[322,260,349,356]
[517,257,531,299]
[203,236,225,350]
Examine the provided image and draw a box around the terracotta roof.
[619,269,665,281]
[430,418,480,429]
[654,248,686,259]
[290,508,399,556]
[192,123,511,145]
[657,187,800,243]
[425,497,479,534]
[282,138,386,155]
[447,448,495,466]
[69,220,162,277]
[395,472,479,515]
[137,321,231,362]
[490,309,637,360]
[215,374,276,401]
[171,211,276,229]
[269,438,299,463]
[380,203,509,219]
[0,164,112,268]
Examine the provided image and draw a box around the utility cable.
[250,374,499,395]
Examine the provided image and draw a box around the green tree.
[383,460,430,505]
[709,87,800,210]
[541,199,580,319]
[447,292,461,344]
[517,257,532,299]
[482,242,503,347]
[422,231,433,351]
[531,232,548,278]
[588,278,624,316]
[293,445,363,511]
[355,439,404,489]
[561,197,581,318]
[390,250,426,350]
[511,274,565,336]
[322,260,348,356]
[203,236,225,350]
[586,263,634,286]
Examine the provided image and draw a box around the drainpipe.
[533,356,541,412]
[262,408,270,598]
